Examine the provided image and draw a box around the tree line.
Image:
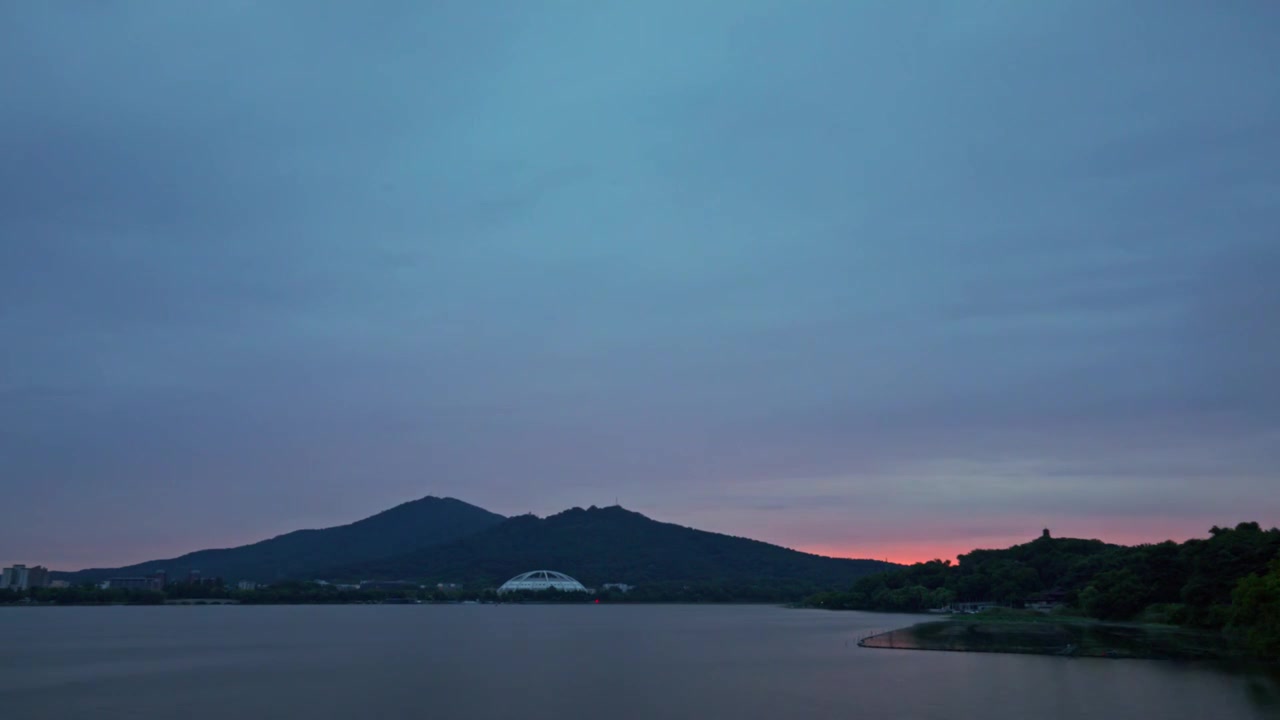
[0,578,832,607]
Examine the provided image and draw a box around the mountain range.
[57,497,895,590]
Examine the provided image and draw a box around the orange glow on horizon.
[797,542,963,566]
[797,523,1222,566]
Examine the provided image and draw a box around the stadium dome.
[497,570,589,594]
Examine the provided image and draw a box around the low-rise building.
[602,583,634,593]
[1027,589,1067,613]
[237,581,258,591]
[360,580,419,592]
[104,577,162,591]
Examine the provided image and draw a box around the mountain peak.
[321,501,896,594]
[59,495,506,583]
[551,504,644,518]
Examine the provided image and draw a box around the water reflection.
[0,606,1274,720]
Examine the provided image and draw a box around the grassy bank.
[860,609,1235,660]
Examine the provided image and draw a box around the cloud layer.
[2,2,1278,567]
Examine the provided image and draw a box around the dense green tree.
[1229,559,1280,659]
[20,586,164,605]
[1179,522,1280,627]
[1081,569,1148,621]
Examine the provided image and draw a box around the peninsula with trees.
[807,523,1280,661]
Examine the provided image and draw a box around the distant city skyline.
[3,3,1278,570]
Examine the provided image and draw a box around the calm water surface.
[2,605,1276,719]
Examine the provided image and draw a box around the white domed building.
[497,570,589,594]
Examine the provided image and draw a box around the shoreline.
[0,599,791,608]
[857,616,1238,661]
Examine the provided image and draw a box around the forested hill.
[57,497,505,584]
[808,522,1280,656]
[321,505,897,599]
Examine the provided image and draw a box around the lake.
[1,605,1276,719]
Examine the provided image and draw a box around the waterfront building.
[497,570,588,594]
[0,565,50,590]
[104,577,162,590]
[359,580,418,591]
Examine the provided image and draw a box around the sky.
[2,1,1278,569]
